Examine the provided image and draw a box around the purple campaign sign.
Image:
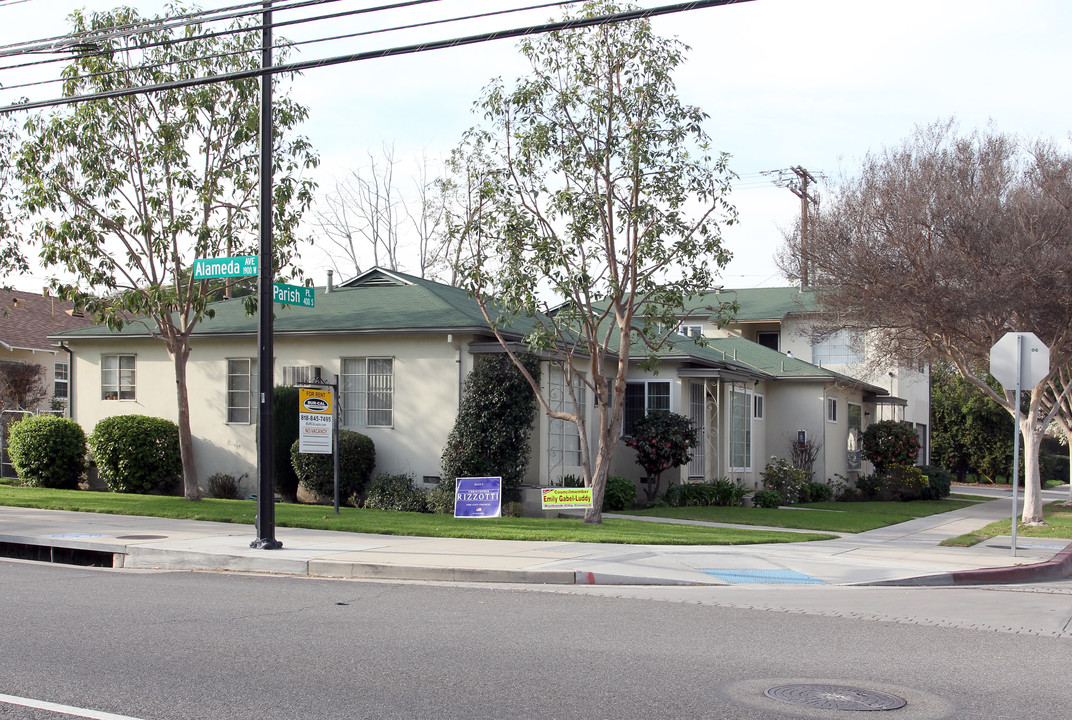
[454,477,502,518]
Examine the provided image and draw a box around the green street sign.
[273,282,315,308]
[193,255,258,279]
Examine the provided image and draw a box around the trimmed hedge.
[363,473,428,512]
[7,415,86,489]
[89,415,181,494]
[291,430,375,505]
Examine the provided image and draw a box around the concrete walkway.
[1,486,1069,587]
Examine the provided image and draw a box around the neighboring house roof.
[686,286,819,323]
[51,268,533,341]
[704,336,888,395]
[1,289,93,353]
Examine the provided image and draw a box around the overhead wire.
[0,0,756,113]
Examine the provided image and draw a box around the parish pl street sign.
[192,255,258,279]
[273,282,315,308]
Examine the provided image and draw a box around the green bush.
[664,477,747,507]
[562,474,584,487]
[7,415,86,489]
[89,415,181,494]
[273,386,301,502]
[207,472,245,500]
[363,473,429,512]
[441,353,540,503]
[291,430,375,505]
[760,457,808,504]
[602,475,637,511]
[861,420,920,474]
[801,481,833,503]
[882,464,930,500]
[427,478,456,515]
[752,488,783,509]
[918,464,952,500]
[855,473,883,500]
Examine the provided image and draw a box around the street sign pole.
[251,1,281,550]
[1010,335,1021,557]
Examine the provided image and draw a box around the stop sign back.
[989,331,1050,390]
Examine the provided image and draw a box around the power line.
[0,0,756,114]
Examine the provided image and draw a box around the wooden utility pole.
[788,166,818,287]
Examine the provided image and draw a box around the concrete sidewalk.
[1,488,1069,587]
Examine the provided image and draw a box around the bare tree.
[403,152,448,281]
[0,363,48,412]
[785,120,1072,524]
[315,145,402,278]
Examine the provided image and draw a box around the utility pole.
[787,166,818,287]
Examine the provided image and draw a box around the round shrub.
[207,472,246,500]
[291,430,375,505]
[760,457,808,504]
[752,488,783,509]
[363,473,428,512]
[919,464,952,500]
[90,415,181,494]
[7,415,86,489]
[882,464,930,501]
[801,481,833,503]
[861,420,920,474]
[602,475,637,511]
[625,410,697,500]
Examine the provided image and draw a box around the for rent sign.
[298,387,333,454]
[454,477,502,518]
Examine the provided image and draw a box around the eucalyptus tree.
[449,1,736,523]
[785,121,1072,523]
[17,5,318,499]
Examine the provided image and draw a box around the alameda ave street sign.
[192,255,258,279]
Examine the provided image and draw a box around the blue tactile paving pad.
[700,568,825,584]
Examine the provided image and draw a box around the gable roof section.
[50,268,533,341]
[686,286,819,323]
[1,290,94,352]
[703,336,888,394]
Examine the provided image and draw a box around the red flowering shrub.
[861,420,920,474]
[625,410,696,501]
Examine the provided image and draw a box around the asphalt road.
[2,560,1070,720]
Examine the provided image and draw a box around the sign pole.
[1010,335,1022,557]
[251,0,281,550]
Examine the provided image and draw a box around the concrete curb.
[860,541,1072,587]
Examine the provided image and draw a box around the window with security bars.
[101,354,135,400]
[622,380,671,435]
[340,357,393,428]
[729,388,751,471]
[227,358,257,424]
[548,368,586,467]
[282,365,321,386]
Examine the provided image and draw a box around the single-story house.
[51,269,892,498]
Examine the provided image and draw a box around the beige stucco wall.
[66,332,477,495]
[1,347,69,415]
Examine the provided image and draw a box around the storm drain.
[0,541,116,568]
[765,684,906,711]
[116,535,167,540]
[701,568,824,584]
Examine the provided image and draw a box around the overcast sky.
[3,0,1071,291]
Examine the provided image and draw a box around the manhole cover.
[765,684,906,711]
[115,535,167,540]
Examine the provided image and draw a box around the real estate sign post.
[298,386,339,513]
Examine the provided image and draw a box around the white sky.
[3,0,1071,291]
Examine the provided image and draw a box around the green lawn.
[623,498,983,534]
[0,485,836,546]
[940,501,1072,547]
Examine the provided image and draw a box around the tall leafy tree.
[17,5,318,499]
[0,117,23,283]
[930,361,1012,483]
[448,2,736,523]
[784,121,1072,523]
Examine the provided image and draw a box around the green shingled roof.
[50,268,528,340]
[686,286,819,322]
[704,336,887,393]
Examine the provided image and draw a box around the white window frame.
[101,354,136,401]
[827,397,838,423]
[729,387,752,472]
[340,357,394,428]
[753,393,764,420]
[54,362,69,401]
[813,329,865,365]
[548,368,586,468]
[226,358,257,424]
[677,323,703,339]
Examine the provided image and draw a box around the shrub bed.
[90,415,181,494]
[8,415,86,489]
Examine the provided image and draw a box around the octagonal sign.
[990,332,1050,390]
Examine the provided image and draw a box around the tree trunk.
[584,422,619,524]
[1020,417,1043,524]
[173,345,201,500]
[1066,427,1072,506]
